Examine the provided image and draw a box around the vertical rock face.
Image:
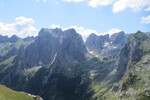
[0,35,21,43]
[0,28,149,100]
[8,35,21,43]
[85,31,127,56]
[17,28,87,68]
[48,29,87,75]
[21,28,63,67]
[116,31,148,79]
[85,33,109,53]
[106,31,150,100]
[59,29,87,63]
[21,28,88,100]
[23,36,35,42]
[110,31,127,47]
[0,35,9,43]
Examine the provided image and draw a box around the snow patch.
[103,42,110,47]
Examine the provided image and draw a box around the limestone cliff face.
[0,29,149,100]
[85,31,127,57]
[86,33,109,53]
[17,28,86,69]
[104,31,150,100]
[116,31,148,79]
[110,31,126,47]
[59,29,87,63]
[21,28,62,68]
[0,35,21,43]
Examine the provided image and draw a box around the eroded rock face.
[8,35,21,43]
[14,28,87,71]
[86,33,109,53]
[23,36,35,42]
[0,28,148,100]
[0,35,21,43]
[110,31,126,47]
[116,31,148,79]
[22,28,89,100]
[85,31,127,57]
[19,28,63,68]
[0,35,9,43]
[59,29,87,63]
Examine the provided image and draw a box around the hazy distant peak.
[39,28,63,37]
[106,28,123,36]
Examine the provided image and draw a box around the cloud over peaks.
[35,0,48,2]
[88,0,116,8]
[0,16,38,38]
[113,0,150,13]
[62,0,84,3]
[51,24,99,41]
[141,15,150,24]
[51,24,122,41]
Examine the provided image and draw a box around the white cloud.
[0,16,38,38]
[113,0,150,13]
[145,6,150,11]
[63,25,99,41]
[72,0,150,14]
[51,24,99,41]
[141,15,150,24]
[106,28,122,36]
[51,24,122,41]
[87,0,150,24]
[87,0,150,13]
[62,0,84,3]
[51,24,61,28]
[88,0,116,8]
[35,0,48,2]
[35,0,150,14]
[62,26,122,39]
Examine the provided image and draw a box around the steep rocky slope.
[0,29,149,100]
[0,28,89,100]
[86,31,127,58]
[102,31,150,100]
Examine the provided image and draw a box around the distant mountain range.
[0,28,150,100]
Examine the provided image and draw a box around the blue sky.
[0,0,150,39]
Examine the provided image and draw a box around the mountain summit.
[0,28,149,100]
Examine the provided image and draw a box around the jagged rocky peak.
[110,31,127,46]
[39,28,63,38]
[63,28,79,37]
[85,31,127,56]
[20,28,63,68]
[85,33,109,53]
[86,33,109,45]
[8,35,21,43]
[0,34,21,43]
[18,28,87,68]
[88,33,98,38]
[0,35,9,43]
[63,28,84,43]
[23,36,35,42]
[0,29,149,100]
[116,31,148,78]
[59,28,87,62]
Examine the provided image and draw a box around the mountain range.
[0,28,150,100]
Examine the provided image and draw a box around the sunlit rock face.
[0,29,149,100]
[85,31,127,57]
[21,28,63,68]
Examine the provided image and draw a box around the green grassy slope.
[101,32,150,100]
[0,85,40,100]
